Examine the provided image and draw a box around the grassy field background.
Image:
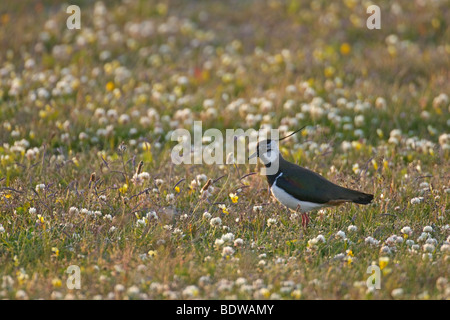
[0,0,449,299]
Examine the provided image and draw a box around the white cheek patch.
[261,150,278,164]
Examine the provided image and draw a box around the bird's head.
[248,139,280,167]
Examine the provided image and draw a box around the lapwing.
[249,133,373,228]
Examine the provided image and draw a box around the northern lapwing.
[249,133,373,228]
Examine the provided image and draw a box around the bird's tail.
[340,188,374,205]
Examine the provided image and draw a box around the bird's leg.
[296,204,309,229]
[301,212,310,228]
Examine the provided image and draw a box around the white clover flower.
[166,193,175,201]
[440,244,450,252]
[139,172,150,180]
[253,205,263,213]
[375,97,387,109]
[203,211,212,220]
[423,226,433,233]
[29,207,37,214]
[423,243,435,253]
[15,290,28,300]
[347,225,357,232]
[410,197,424,205]
[308,238,319,248]
[182,285,199,298]
[79,132,89,141]
[365,236,376,245]
[93,210,102,217]
[333,253,345,260]
[172,228,183,235]
[104,214,113,221]
[136,218,147,227]
[210,217,222,227]
[406,240,415,246]
[35,184,45,192]
[341,141,352,152]
[386,235,401,246]
[198,275,211,287]
[69,207,79,215]
[127,285,140,297]
[203,99,215,109]
[422,253,433,261]
[285,85,297,94]
[190,179,198,189]
[235,277,247,286]
[316,235,326,243]
[234,238,244,247]
[145,211,158,220]
[221,233,235,243]
[196,174,208,184]
[114,284,125,293]
[222,246,235,257]
[391,288,404,299]
[354,115,365,127]
[336,230,346,240]
[401,226,412,236]
[380,246,391,254]
[417,232,430,242]
[267,218,277,227]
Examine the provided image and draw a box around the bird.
[248,137,373,228]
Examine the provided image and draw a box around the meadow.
[0,0,449,300]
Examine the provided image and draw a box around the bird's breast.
[270,184,325,213]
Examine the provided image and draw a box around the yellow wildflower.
[119,184,128,194]
[218,204,229,215]
[52,247,59,257]
[106,81,115,91]
[52,278,62,288]
[372,159,378,170]
[260,288,270,298]
[229,193,238,204]
[379,257,389,270]
[340,43,351,55]
[291,289,302,299]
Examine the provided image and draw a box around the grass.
[0,0,449,300]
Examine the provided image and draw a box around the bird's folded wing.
[276,171,341,204]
